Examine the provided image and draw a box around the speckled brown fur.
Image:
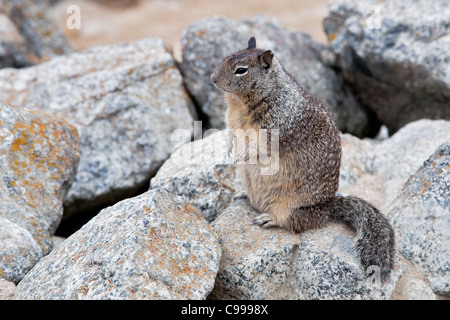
[211,37,395,282]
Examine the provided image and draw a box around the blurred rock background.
[49,0,329,61]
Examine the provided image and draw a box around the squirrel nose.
[211,70,218,84]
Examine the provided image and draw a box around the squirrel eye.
[234,67,248,75]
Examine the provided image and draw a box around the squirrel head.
[211,37,275,98]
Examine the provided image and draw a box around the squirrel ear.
[259,50,273,70]
[248,37,256,49]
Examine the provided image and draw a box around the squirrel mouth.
[210,73,219,86]
[211,75,225,91]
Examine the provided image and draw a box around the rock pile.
[15,189,221,300]
[323,0,450,134]
[0,37,196,216]
[0,103,80,283]
[0,0,448,300]
[152,122,449,300]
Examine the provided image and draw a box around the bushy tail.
[329,195,395,282]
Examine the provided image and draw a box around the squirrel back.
[211,37,395,282]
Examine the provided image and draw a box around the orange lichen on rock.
[1,103,80,254]
[8,116,79,208]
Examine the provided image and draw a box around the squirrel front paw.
[253,213,278,228]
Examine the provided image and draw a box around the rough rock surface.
[339,133,375,188]
[0,217,42,284]
[0,103,80,283]
[373,119,450,207]
[389,141,450,295]
[180,15,375,137]
[0,37,196,215]
[151,129,240,223]
[209,199,402,300]
[15,188,221,300]
[323,0,450,134]
[0,0,73,68]
[0,277,15,300]
[401,278,437,300]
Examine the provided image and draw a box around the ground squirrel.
[211,37,395,282]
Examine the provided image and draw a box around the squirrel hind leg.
[253,204,296,230]
[253,203,330,232]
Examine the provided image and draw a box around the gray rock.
[180,15,375,137]
[403,279,437,300]
[323,0,450,134]
[339,133,375,188]
[386,255,437,300]
[15,188,221,300]
[0,277,16,300]
[0,38,196,215]
[51,235,66,250]
[209,199,402,300]
[389,140,450,295]
[373,119,450,207]
[0,217,42,284]
[0,0,73,68]
[151,129,241,223]
[0,103,80,283]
